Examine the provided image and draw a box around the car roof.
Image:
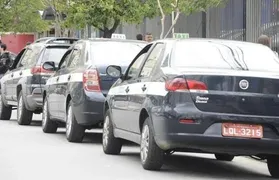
[155,38,261,47]
[87,38,147,44]
[33,37,79,47]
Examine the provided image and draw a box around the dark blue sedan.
[41,38,146,143]
[103,39,279,178]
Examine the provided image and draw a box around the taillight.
[165,78,208,92]
[31,66,52,75]
[83,69,101,92]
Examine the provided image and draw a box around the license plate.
[222,123,263,139]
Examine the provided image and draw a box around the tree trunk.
[103,28,113,38]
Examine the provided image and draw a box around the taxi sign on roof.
[111,34,126,40]
[174,33,189,39]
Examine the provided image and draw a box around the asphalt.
[0,112,274,180]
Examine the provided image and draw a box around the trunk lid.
[180,68,279,116]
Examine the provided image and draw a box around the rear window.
[171,41,279,72]
[42,47,69,64]
[90,42,145,66]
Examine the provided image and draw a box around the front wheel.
[140,117,164,170]
[102,110,122,155]
[17,91,33,125]
[267,156,279,178]
[0,95,12,120]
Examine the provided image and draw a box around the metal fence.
[77,0,279,52]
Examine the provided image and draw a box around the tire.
[102,110,122,155]
[267,156,279,178]
[0,95,12,120]
[17,91,33,125]
[140,117,164,170]
[215,154,234,161]
[66,101,85,142]
[42,97,58,133]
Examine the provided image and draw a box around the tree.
[0,0,48,33]
[156,0,227,39]
[66,0,156,38]
[41,0,76,37]
[10,0,49,33]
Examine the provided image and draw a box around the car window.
[59,50,72,70]
[126,53,147,80]
[42,47,69,65]
[171,41,279,72]
[139,44,164,78]
[67,44,83,68]
[90,42,145,66]
[18,46,42,68]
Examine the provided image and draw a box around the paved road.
[0,111,273,180]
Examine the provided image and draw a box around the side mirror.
[106,65,122,78]
[42,61,56,71]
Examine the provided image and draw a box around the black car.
[103,39,279,178]
[0,37,78,125]
[42,39,146,143]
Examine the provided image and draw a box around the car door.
[127,43,165,133]
[111,44,152,131]
[47,49,73,118]
[12,46,42,101]
[57,42,84,120]
[2,49,26,101]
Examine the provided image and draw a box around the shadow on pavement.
[118,152,271,179]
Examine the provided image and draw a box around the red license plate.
[222,123,263,139]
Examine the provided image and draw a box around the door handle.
[68,75,71,81]
[19,71,22,76]
[56,77,59,81]
[142,85,147,92]
[125,87,130,93]
[11,73,14,77]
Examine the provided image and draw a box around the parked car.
[0,37,78,125]
[42,38,146,142]
[103,38,279,178]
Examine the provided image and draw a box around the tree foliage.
[66,0,156,38]
[155,0,227,38]
[0,0,48,33]
[41,0,76,37]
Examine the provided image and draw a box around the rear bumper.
[152,108,279,155]
[155,133,279,155]
[73,92,105,127]
[25,87,43,111]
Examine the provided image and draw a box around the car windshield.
[171,41,279,72]
[90,42,145,66]
[42,47,69,64]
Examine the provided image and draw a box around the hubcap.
[0,95,2,114]
[18,96,22,120]
[66,106,72,138]
[103,116,110,148]
[42,100,48,128]
[140,125,149,163]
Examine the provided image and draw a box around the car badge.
[239,79,249,90]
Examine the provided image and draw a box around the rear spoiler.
[35,37,79,44]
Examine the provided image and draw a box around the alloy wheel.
[140,125,149,163]
[42,100,47,128]
[66,105,73,138]
[18,96,22,119]
[0,95,2,113]
[103,116,110,148]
